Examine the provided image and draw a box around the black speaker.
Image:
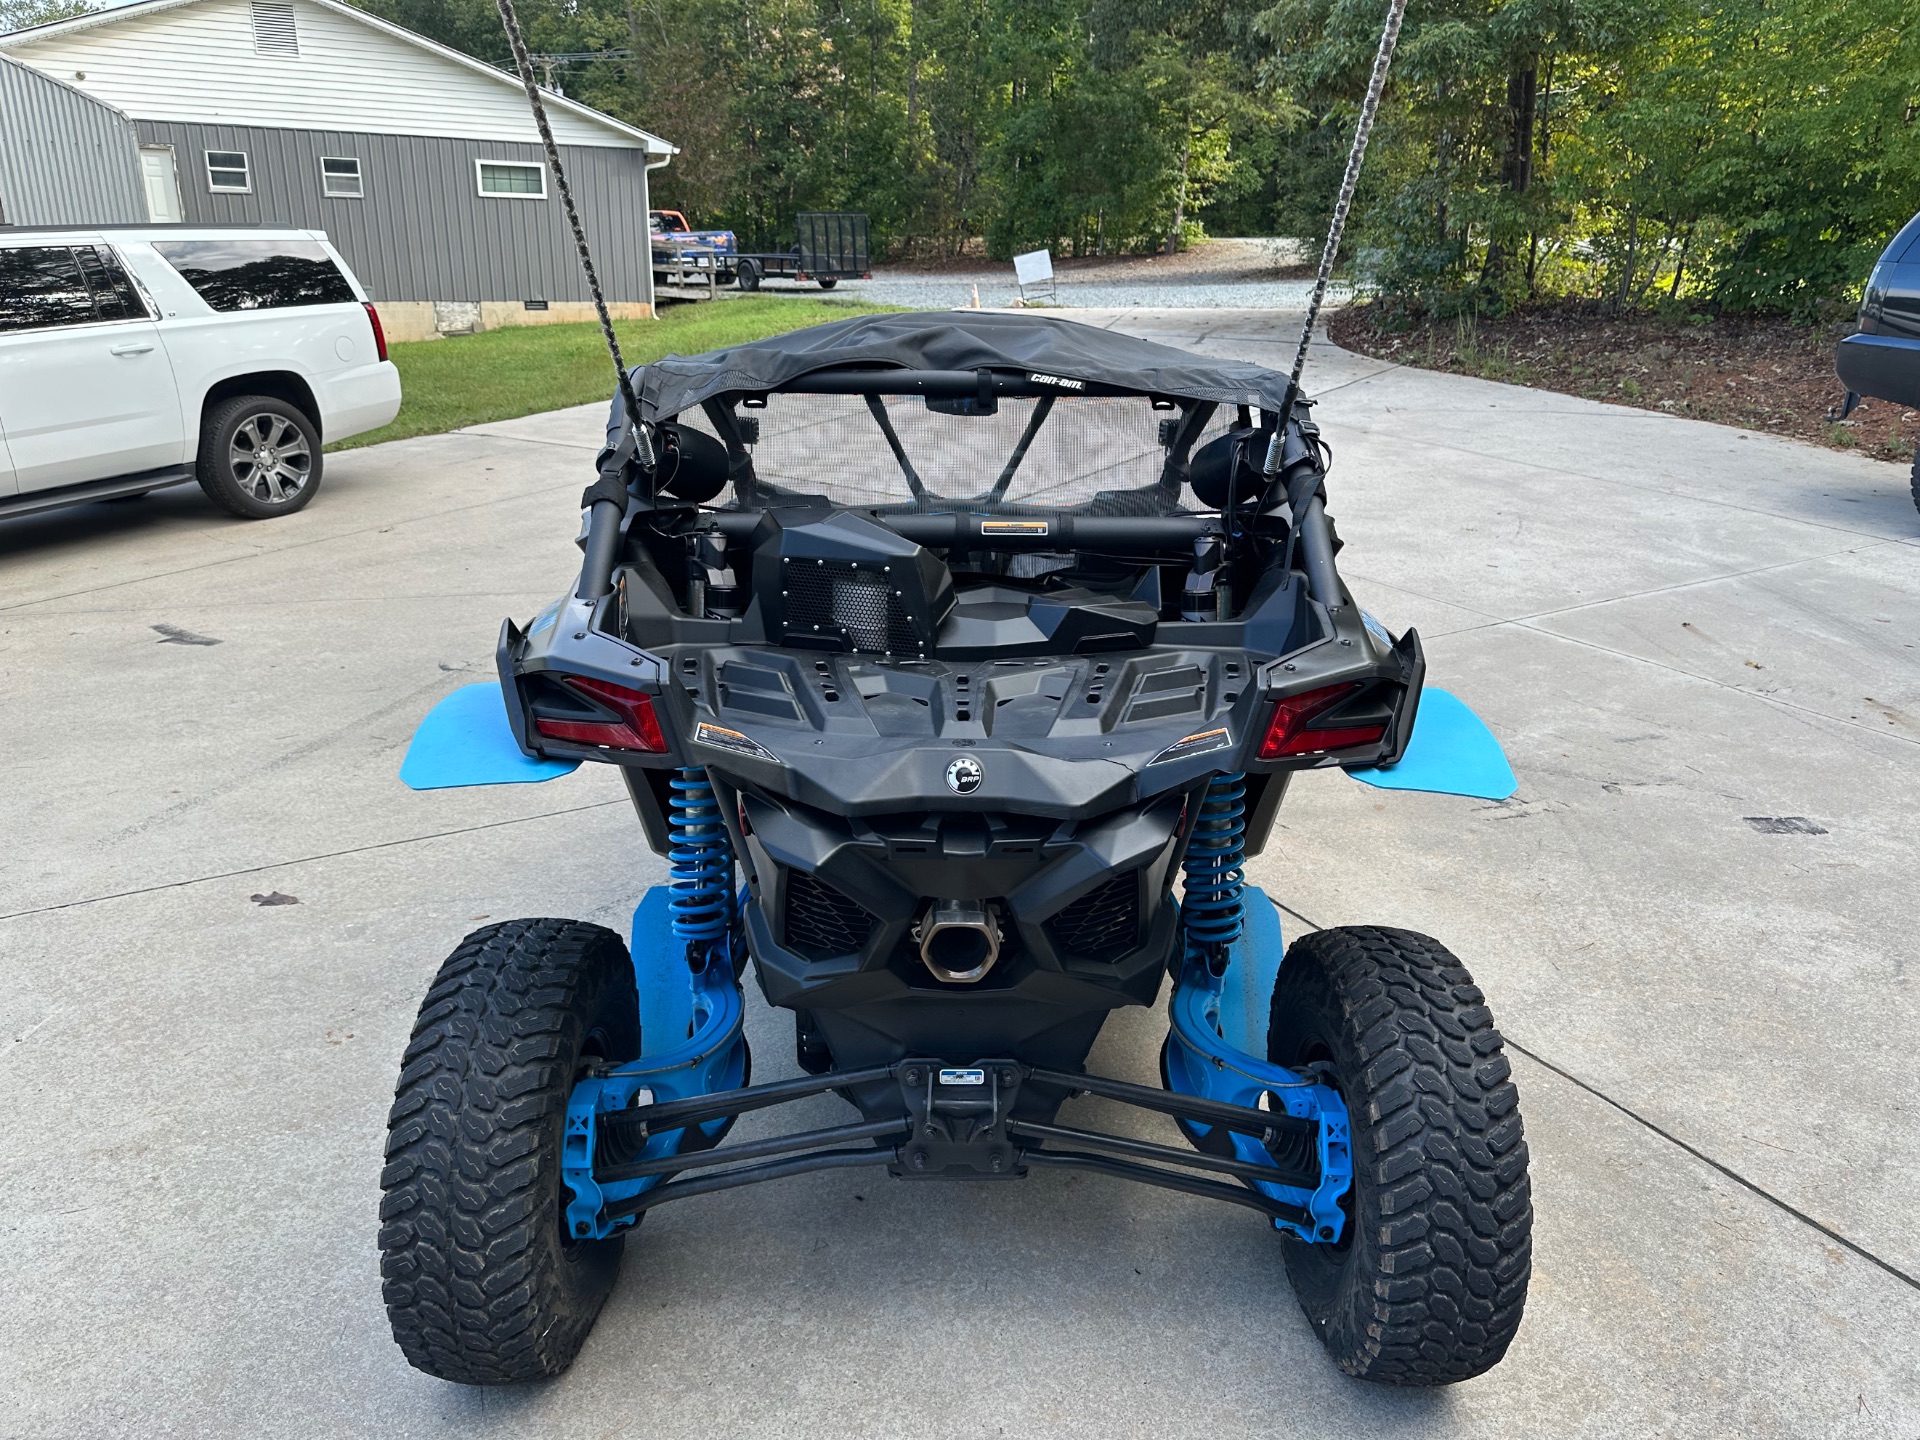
[1188,427,1265,511]
[655,422,731,504]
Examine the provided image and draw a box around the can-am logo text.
[1026,372,1085,391]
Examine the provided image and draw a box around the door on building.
[140,147,184,223]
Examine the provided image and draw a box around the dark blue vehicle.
[1835,210,1920,511]
[383,313,1533,1389]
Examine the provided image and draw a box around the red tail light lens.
[535,676,667,753]
[1258,682,1388,759]
[362,301,389,362]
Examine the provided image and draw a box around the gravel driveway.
[717,236,1349,311]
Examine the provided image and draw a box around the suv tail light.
[363,302,389,362]
[1258,682,1388,759]
[535,676,667,752]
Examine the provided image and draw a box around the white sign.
[1013,249,1054,285]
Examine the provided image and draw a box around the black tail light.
[534,676,667,752]
[1258,682,1389,759]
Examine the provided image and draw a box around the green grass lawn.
[331,297,901,451]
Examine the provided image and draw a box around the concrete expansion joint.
[1280,899,1919,1296]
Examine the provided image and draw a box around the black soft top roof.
[631,310,1294,422]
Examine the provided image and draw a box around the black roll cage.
[577,365,1344,615]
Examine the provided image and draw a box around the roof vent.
[251,0,299,56]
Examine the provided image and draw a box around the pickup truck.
[649,210,737,287]
[0,224,400,522]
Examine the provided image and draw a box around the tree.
[1258,0,1917,315]
[0,0,97,31]
[352,0,1916,307]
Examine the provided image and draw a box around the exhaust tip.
[915,899,1001,984]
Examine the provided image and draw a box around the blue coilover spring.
[1182,772,1247,973]
[668,768,734,968]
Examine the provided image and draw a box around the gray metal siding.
[133,120,651,304]
[0,54,145,225]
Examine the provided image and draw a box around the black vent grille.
[783,562,920,654]
[1045,873,1141,958]
[783,870,877,959]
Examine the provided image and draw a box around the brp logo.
[944,756,984,794]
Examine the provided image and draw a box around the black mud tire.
[1268,926,1531,1385]
[736,259,762,292]
[195,395,322,519]
[1909,446,1918,517]
[379,918,641,1385]
[817,276,839,291]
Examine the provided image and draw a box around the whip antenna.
[1286,0,1410,400]
[493,0,647,437]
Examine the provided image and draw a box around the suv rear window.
[152,239,354,311]
[0,245,152,331]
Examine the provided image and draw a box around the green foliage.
[1259,0,1919,315]
[354,0,1289,257]
[353,0,1916,311]
[0,0,96,31]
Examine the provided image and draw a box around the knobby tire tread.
[377,917,638,1384]
[1269,925,1531,1385]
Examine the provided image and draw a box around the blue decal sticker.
[1348,687,1517,801]
[399,681,579,790]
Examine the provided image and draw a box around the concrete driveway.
[2,310,1916,1438]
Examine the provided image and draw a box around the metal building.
[0,0,676,339]
[0,53,145,227]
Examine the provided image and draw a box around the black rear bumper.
[1836,334,1920,410]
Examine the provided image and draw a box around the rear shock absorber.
[1181,772,1246,974]
[668,767,734,971]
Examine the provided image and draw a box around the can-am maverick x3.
[380,310,1532,1388]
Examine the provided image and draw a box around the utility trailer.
[734,211,871,291]
[650,253,725,301]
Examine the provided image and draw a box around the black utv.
[382,312,1532,1389]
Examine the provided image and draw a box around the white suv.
[0,226,401,521]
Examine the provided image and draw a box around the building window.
[321,156,363,198]
[476,160,545,199]
[206,150,250,193]
[251,0,299,56]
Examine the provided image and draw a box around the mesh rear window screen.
[680,394,1235,515]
